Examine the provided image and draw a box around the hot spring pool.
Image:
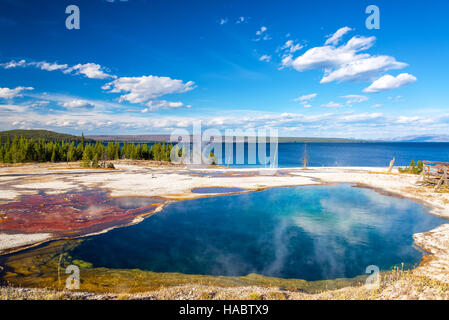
[67,184,446,281]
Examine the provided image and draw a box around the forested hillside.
[0,130,94,144]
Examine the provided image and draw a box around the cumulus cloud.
[325,26,353,46]
[102,75,195,109]
[321,56,406,84]
[341,95,369,104]
[0,86,33,99]
[219,18,228,25]
[282,28,408,85]
[64,63,115,79]
[259,55,271,62]
[288,36,376,71]
[61,99,95,110]
[363,73,417,93]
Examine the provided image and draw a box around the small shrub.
[107,163,115,169]
[247,292,262,300]
[398,159,423,175]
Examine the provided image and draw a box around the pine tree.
[92,154,99,168]
[81,148,91,167]
[68,142,76,162]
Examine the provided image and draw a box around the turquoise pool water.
[70,184,446,281]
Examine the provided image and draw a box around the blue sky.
[0,0,448,139]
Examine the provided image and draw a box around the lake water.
[217,142,449,168]
[136,142,449,167]
[69,184,446,281]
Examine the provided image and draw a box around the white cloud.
[325,26,352,46]
[282,28,409,85]
[256,26,267,35]
[363,73,417,93]
[1,59,26,69]
[259,55,271,62]
[142,100,191,112]
[254,26,271,41]
[61,99,95,109]
[2,59,69,72]
[281,40,303,53]
[102,75,195,108]
[294,93,316,108]
[0,86,33,99]
[262,34,271,41]
[64,63,115,79]
[371,104,383,108]
[294,93,317,102]
[288,36,376,71]
[321,101,344,108]
[279,54,293,68]
[29,61,68,71]
[341,95,369,104]
[236,16,247,24]
[219,18,228,25]
[321,56,406,84]
[2,59,116,79]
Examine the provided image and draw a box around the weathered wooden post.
[388,157,395,172]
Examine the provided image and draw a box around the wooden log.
[435,168,448,190]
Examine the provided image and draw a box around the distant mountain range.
[389,135,449,142]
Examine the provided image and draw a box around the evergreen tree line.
[0,135,177,166]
